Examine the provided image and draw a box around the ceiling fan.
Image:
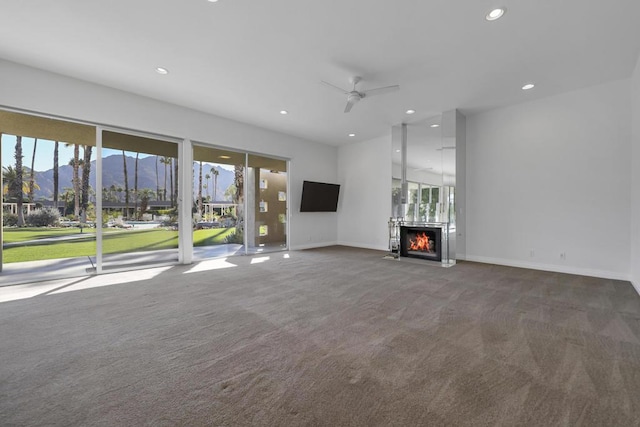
[321,76,400,113]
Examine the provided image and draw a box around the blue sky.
[2,135,82,172]
[2,135,234,172]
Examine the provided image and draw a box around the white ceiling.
[1,0,639,146]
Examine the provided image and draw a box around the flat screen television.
[300,180,340,212]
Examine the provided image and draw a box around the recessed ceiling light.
[155,67,169,75]
[395,149,401,153]
[485,8,506,21]
[279,110,288,115]
[522,83,535,90]
[218,155,231,159]
[348,133,356,137]
[430,124,440,128]
[406,109,416,115]
[207,0,219,3]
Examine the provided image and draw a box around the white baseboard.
[289,241,338,251]
[464,255,631,282]
[336,241,388,252]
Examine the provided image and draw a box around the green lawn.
[2,227,95,244]
[2,226,237,263]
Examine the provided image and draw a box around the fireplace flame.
[409,232,433,252]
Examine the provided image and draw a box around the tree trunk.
[73,144,80,218]
[81,145,93,222]
[174,159,179,209]
[169,159,174,208]
[213,170,218,203]
[155,156,160,201]
[28,138,38,203]
[53,141,59,209]
[163,158,168,201]
[15,136,25,226]
[122,151,129,218]
[198,161,203,216]
[134,152,139,219]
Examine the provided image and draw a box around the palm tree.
[233,164,244,237]
[108,184,117,202]
[211,168,219,202]
[81,145,93,222]
[155,155,160,201]
[53,141,59,209]
[138,188,155,219]
[61,187,75,216]
[169,158,174,207]
[160,156,171,201]
[2,166,30,201]
[68,156,82,218]
[14,136,25,226]
[198,160,203,216]
[28,138,38,203]
[205,173,211,200]
[173,158,178,208]
[122,150,129,217]
[134,152,139,214]
[65,143,81,218]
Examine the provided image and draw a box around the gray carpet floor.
[1,246,640,426]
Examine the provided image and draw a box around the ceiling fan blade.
[362,85,400,97]
[321,80,349,94]
[344,100,355,113]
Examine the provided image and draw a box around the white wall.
[337,135,391,250]
[631,55,640,291]
[0,59,338,250]
[466,79,632,280]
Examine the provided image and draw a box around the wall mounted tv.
[300,180,340,212]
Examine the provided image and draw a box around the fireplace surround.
[400,226,442,262]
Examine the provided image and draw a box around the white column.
[96,127,103,273]
[179,139,193,264]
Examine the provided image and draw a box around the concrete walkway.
[0,244,254,287]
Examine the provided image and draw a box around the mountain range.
[28,154,235,202]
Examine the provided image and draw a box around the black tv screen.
[300,181,340,212]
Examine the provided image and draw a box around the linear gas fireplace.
[400,226,442,262]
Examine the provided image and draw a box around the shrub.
[224,229,244,244]
[25,207,61,227]
[3,213,18,227]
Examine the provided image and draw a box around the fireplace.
[400,226,442,262]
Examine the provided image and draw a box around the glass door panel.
[247,154,287,254]
[1,110,97,284]
[100,131,179,270]
[192,145,245,260]
[405,182,419,222]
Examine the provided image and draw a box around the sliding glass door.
[1,110,97,284]
[191,144,245,259]
[99,130,180,271]
[191,144,288,259]
[2,109,289,285]
[246,154,287,254]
